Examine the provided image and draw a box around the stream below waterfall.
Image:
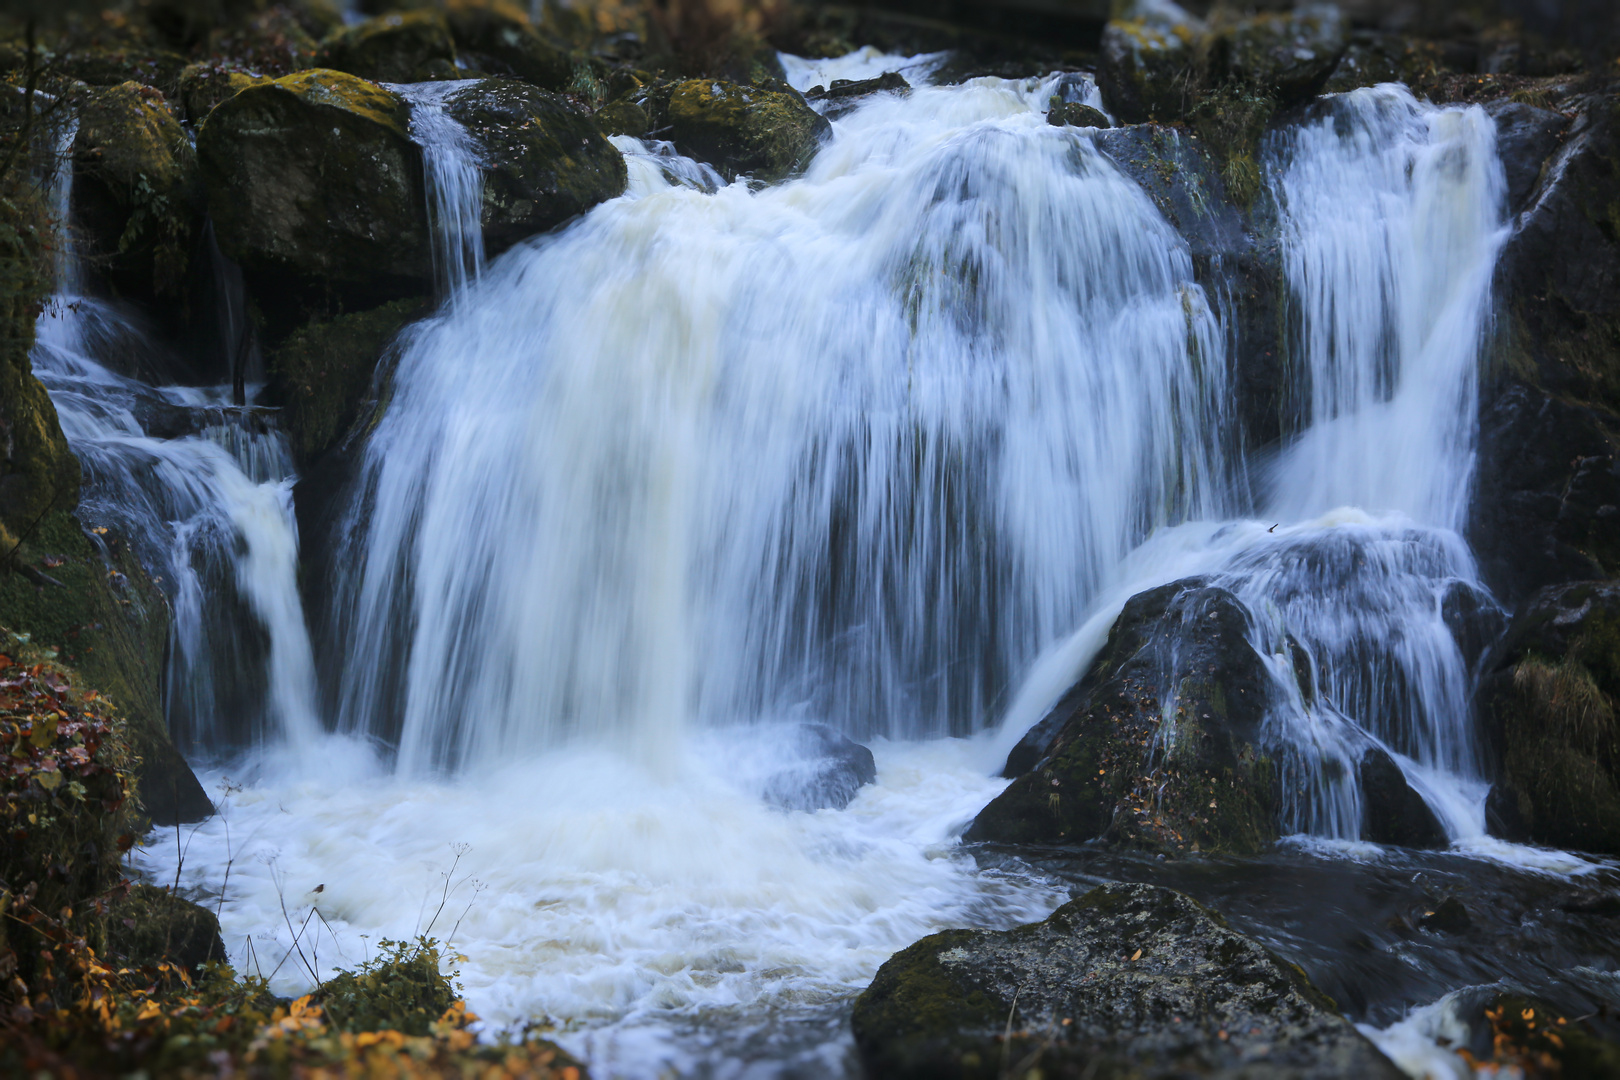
[29,45,1620,1080]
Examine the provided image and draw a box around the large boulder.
[1208,4,1347,105]
[105,883,227,976]
[445,0,572,91]
[1097,0,1206,125]
[657,78,830,183]
[176,63,273,124]
[441,78,628,254]
[317,11,460,84]
[1476,579,1620,856]
[851,882,1403,1080]
[197,69,431,326]
[71,81,204,302]
[967,580,1282,855]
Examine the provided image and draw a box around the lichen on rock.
[1097,0,1206,124]
[660,77,830,183]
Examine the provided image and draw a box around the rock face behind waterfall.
[851,882,1403,1080]
[967,580,1282,855]
[1477,580,1620,856]
[198,69,431,318]
[442,78,629,255]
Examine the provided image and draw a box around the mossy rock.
[851,882,1403,1080]
[1477,579,1620,855]
[197,68,430,318]
[445,0,572,91]
[969,580,1283,855]
[317,10,460,84]
[1047,100,1110,128]
[106,883,226,976]
[659,77,830,183]
[443,77,628,253]
[72,81,203,302]
[266,298,427,469]
[200,6,326,77]
[1097,1,1206,124]
[0,511,212,826]
[1208,4,1347,105]
[0,191,79,547]
[178,63,275,124]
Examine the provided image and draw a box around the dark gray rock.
[851,882,1404,1080]
[1211,4,1347,105]
[1486,99,1571,215]
[1358,747,1447,848]
[1047,100,1109,128]
[805,70,909,120]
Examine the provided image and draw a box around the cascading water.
[31,119,321,756]
[392,81,486,300]
[134,58,1537,1079]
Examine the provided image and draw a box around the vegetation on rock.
[318,10,460,85]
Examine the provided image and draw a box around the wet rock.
[441,78,628,254]
[1418,896,1473,934]
[1094,124,1246,259]
[1476,579,1620,856]
[177,63,273,123]
[197,69,430,322]
[1097,0,1205,125]
[266,298,429,469]
[72,81,204,302]
[445,0,572,91]
[1322,32,1444,94]
[1358,747,1447,848]
[761,723,877,812]
[1047,100,1109,128]
[851,881,1403,1080]
[805,71,910,119]
[659,78,830,183]
[106,883,227,976]
[1441,579,1509,676]
[1209,4,1347,106]
[968,579,1280,855]
[317,11,460,84]
[1486,99,1571,215]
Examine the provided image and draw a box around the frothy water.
[392,81,486,300]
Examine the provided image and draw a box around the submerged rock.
[967,580,1281,855]
[1098,0,1205,124]
[442,78,628,254]
[198,69,430,319]
[317,11,460,84]
[804,71,910,120]
[851,882,1403,1079]
[72,81,203,302]
[1209,4,1346,105]
[1477,580,1620,856]
[761,723,877,812]
[445,0,572,91]
[660,78,830,183]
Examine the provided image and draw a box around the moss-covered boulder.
[177,62,274,123]
[71,81,203,301]
[197,69,430,323]
[967,579,1281,855]
[105,883,226,976]
[266,298,427,468]
[1208,4,1347,106]
[1477,580,1620,856]
[443,77,628,253]
[851,882,1403,1080]
[1047,100,1109,128]
[660,78,830,183]
[445,0,572,91]
[1097,0,1206,124]
[317,11,460,84]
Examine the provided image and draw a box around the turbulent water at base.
[114,55,1567,1080]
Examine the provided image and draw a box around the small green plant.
[313,937,458,1036]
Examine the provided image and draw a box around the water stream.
[19,49,1602,1080]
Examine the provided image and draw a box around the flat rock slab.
[852,882,1403,1079]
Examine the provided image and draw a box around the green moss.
[849,928,1005,1078]
[263,67,412,137]
[1187,82,1274,208]
[267,299,426,468]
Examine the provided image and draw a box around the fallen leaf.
[1130,949,1142,961]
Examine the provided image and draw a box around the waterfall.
[392,81,486,300]
[31,125,321,755]
[326,73,1234,772]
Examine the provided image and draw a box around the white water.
[391,81,486,300]
[118,59,1531,1079]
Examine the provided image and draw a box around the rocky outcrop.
[445,0,572,91]
[197,69,430,329]
[71,81,204,302]
[1208,5,1346,106]
[1097,1,1205,125]
[967,580,1282,855]
[442,78,629,254]
[1477,580,1620,856]
[316,11,460,85]
[851,882,1403,1080]
[658,78,830,183]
